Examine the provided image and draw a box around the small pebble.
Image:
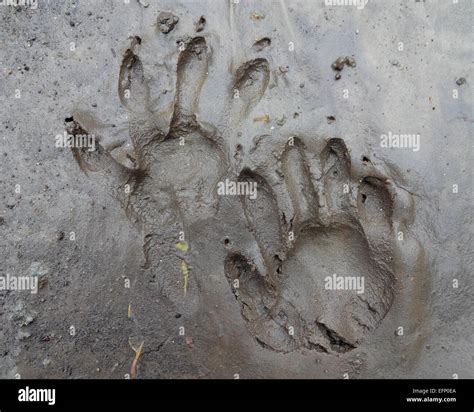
[157,11,179,34]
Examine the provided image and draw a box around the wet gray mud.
[0,0,472,379]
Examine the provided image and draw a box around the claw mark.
[233,59,270,119]
[171,37,208,131]
[118,36,149,111]
[252,37,271,52]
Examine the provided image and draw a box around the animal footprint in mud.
[67,35,270,308]
[225,138,417,354]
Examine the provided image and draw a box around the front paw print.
[225,137,418,354]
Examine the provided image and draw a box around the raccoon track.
[225,139,397,354]
[69,33,412,353]
[69,34,272,310]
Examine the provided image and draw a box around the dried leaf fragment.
[175,241,189,252]
[181,260,189,296]
[253,115,270,123]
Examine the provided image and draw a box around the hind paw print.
[67,35,270,310]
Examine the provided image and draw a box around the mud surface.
[0,0,472,379]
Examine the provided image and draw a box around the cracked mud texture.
[0,0,472,379]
